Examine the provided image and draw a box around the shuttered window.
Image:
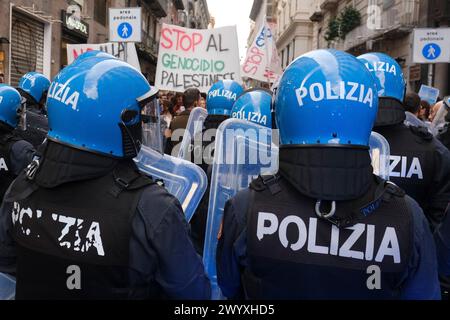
[10,10,44,86]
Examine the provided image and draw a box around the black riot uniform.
[374,101,450,229]
[0,123,35,202]
[0,141,210,299]
[435,203,450,277]
[217,148,441,299]
[189,114,228,254]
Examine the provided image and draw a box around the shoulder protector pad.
[384,181,406,198]
[409,125,433,141]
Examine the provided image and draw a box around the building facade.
[275,0,315,70]
[0,0,209,86]
[162,0,210,29]
[309,0,450,96]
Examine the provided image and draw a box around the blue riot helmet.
[275,49,379,147]
[17,72,51,105]
[231,88,272,128]
[206,80,244,116]
[46,52,159,158]
[357,53,406,126]
[0,85,22,128]
[70,50,116,67]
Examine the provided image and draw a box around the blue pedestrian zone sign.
[118,22,132,39]
[422,43,441,60]
[109,7,141,42]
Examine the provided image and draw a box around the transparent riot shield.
[202,118,278,299]
[0,273,15,300]
[369,131,390,180]
[202,120,390,299]
[404,111,433,133]
[176,107,208,160]
[134,145,207,221]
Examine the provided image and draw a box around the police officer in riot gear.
[0,85,35,202]
[189,80,244,254]
[217,49,440,299]
[15,72,51,147]
[358,53,450,229]
[435,203,450,277]
[230,88,273,128]
[0,52,210,299]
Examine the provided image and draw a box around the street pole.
[428,63,433,86]
[123,42,128,64]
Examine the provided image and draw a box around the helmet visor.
[141,96,163,154]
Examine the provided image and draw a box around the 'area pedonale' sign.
[155,23,242,93]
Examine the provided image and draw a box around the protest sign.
[67,42,141,71]
[418,84,440,105]
[155,23,242,93]
[242,21,281,83]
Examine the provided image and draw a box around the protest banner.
[418,84,440,105]
[155,23,242,93]
[242,21,282,83]
[67,42,141,71]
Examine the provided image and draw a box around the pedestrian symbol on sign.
[118,22,133,39]
[422,43,441,60]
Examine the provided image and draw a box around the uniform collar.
[278,146,373,201]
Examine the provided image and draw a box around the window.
[94,0,106,26]
[292,38,295,61]
[281,49,285,69]
[286,44,290,67]
[383,0,395,9]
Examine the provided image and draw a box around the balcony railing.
[138,31,159,57]
[143,0,168,18]
[320,0,338,11]
[339,0,420,51]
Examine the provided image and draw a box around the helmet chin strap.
[119,109,142,158]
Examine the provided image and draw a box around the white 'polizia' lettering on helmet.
[295,81,374,108]
[47,82,80,111]
[256,212,401,263]
[23,73,36,86]
[232,110,268,126]
[364,61,397,76]
[208,89,237,101]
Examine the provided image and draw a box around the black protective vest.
[0,133,20,202]
[438,124,450,151]
[10,163,155,300]
[244,176,413,299]
[374,124,435,210]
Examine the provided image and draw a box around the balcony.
[310,9,324,22]
[340,0,420,51]
[173,0,184,10]
[137,31,159,59]
[320,0,338,11]
[143,0,168,18]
